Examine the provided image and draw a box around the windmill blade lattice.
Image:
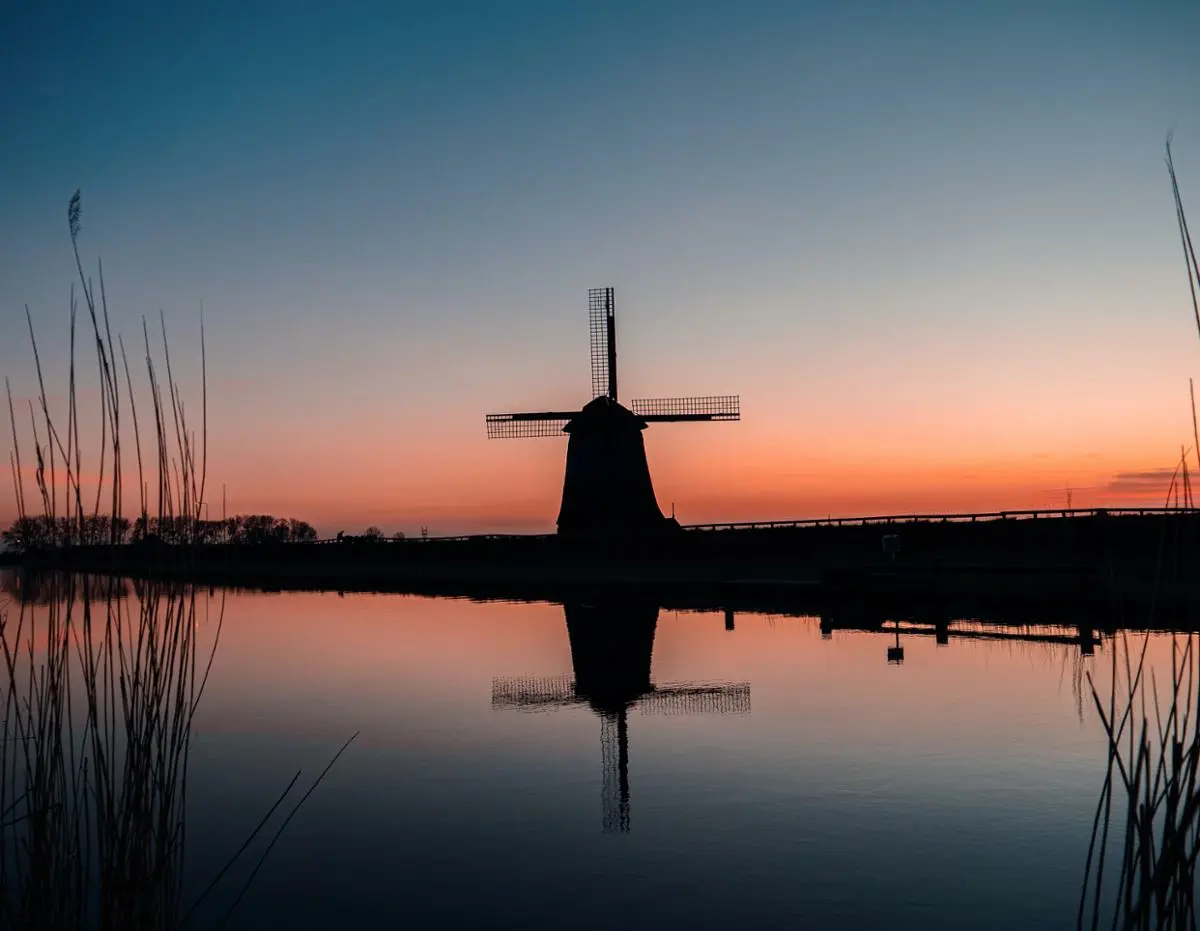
[490,675,750,714]
[589,287,616,401]
[600,711,631,834]
[491,674,581,709]
[631,396,741,422]
[485,413,574,439]
[635,681,751,715]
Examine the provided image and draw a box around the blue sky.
[2,1,1200,533]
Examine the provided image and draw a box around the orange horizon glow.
[3,299,1198,539]
[1,444,1191,538]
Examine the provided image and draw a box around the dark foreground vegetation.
[1,512,318,549]
[1,192,353,930]
[1072,138,1200,931]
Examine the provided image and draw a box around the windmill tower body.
[557,398,668,536]
[486,287,739,537]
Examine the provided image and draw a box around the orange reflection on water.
[186,590,1141,776]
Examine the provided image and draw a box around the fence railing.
[681,506,1199,533]
[308,532,550,545]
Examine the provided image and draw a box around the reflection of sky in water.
[175,592,1117,929]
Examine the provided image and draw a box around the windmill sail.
[631,396,740,422]
[485,412,574,439]
[491,674,578,708]
[589,287,616,401]
[490,676,751,712]
[633,681,751,714]
[600,711,631,834]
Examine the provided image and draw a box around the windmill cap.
[563,396,648,433]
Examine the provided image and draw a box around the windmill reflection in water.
[491,602,750,833]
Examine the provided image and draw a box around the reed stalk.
[0,192,353,929]
[1077,139,1200,931]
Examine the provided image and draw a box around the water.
[146,590,1124,929]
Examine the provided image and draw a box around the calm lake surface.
[120,588,1143,930]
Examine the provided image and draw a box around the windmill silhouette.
[485,288,740,535]
[491,603,750,833]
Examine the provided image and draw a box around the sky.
[2,0,1200,536]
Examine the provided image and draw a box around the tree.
[2,517,48,552]
[288,519,317,542]
[362,526,384,541]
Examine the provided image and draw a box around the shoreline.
[3,510,1197,627]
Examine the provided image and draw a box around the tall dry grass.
[1078,619,1200,928]
[0,193,354,929]
[1076,139,1200,930]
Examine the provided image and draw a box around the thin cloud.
[1106,467,1182,496]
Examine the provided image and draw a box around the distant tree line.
[1,514,318,552]
[2,515,133,550]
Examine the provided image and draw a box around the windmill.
[490,603,751,833]
[485,288,740,535]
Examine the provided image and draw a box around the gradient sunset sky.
[3,1,1200,536]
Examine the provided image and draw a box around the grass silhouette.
[0,193,355,929]
[1077,138,1200,931]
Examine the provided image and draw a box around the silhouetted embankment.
[4,511,1198,625]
